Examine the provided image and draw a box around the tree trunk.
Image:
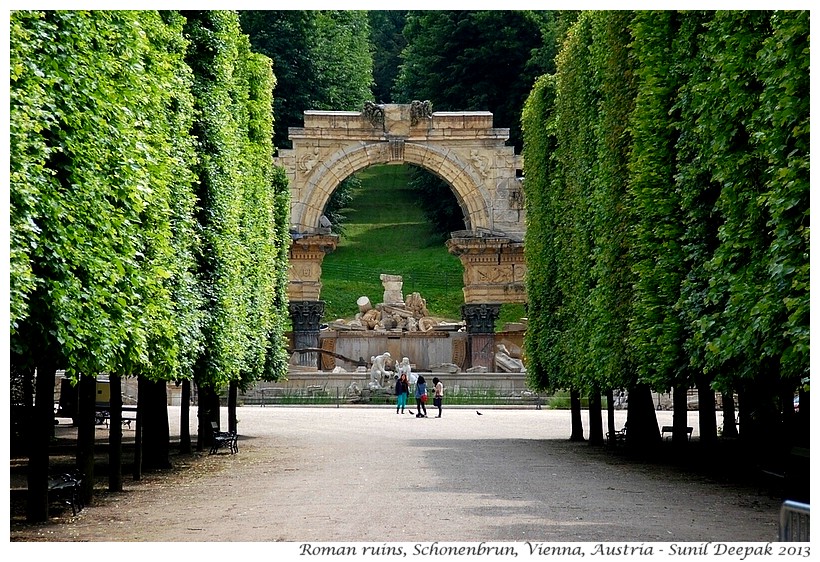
[672,385,689,449]
[795,385,809,447]
[228,380,238,434]
[76,374,96,506]
[141,377,172,471]
[625,383,661,450]
[179,380,192,454]
[133,377,143,481]
[721,392,738,438]
[197,384,221,451]
[588,387,604,445]
[738,376,780,457]
[696,377,717,445]
[736,388,751,443]
[569,388,585,441]
[108,374,123,492]
[606,389,616,447]
[12,359,35,457]
[27,352,57,522]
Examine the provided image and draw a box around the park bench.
[209,421,238,455]
[607,425,627,446]
[95,405,137,429]
[48,471,83,516]
[661,425,693,441]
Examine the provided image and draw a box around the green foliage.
[265,166,293,382]
[182,10,289,389]
[240,10,374,150]
[10,8,288,391]
[522,74,561,392]
[158,11,206,381]
[752,11,809,381]
[10,10,198,379]
[184,10,248,387]
[394,10,553,151]
[586,11,637,390]
[522,10,809,411]
[311,11,374,110]
[240,10,374,238]
[627,11,687,388]
[693,11,809,387]
[672,12,722,386]
[407,167,466,239]
[368,10,407,103]
[9,11,54,331]
[239,11,314,149]
[552,13,599,390]
[237,44,285,386]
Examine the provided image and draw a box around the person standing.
[432,377,444,418]
[415,375,428,418]
[395,373,409,414]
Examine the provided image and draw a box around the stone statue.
[370,352,392,387]
[410,100,433,126]
[396,356,416,385]
[363,101,385,127]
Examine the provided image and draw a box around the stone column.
[380,274,404,305]
[461,303,500,371]
[287,234,338,302]
[289,301,325,368]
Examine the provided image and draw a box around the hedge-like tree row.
[522,11,808,454]
[9,10,290,521]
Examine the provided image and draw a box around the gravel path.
[10,405,782,545]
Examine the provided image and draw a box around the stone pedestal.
[462,303,501,370]
[289,301,325,368]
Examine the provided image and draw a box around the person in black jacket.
[395,373,409,414]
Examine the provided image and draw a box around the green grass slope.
[319,164,526,327]
[320,165,464,321]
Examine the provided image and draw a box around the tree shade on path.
[11,407,783,543]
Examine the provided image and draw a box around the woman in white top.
[432,377,444,418]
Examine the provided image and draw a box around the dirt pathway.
[10,406,783,544]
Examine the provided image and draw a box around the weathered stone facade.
[275,103,527,306]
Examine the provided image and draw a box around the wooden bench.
[661,425,693,441]
[48,471,83,516]
[210,421,238,455]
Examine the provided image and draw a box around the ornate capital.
[461,303,501,334]
[289,301,325,333]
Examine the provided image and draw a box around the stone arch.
[294,141,493,235]
[275,103,527,312]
